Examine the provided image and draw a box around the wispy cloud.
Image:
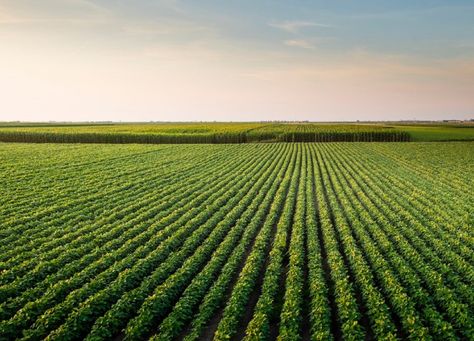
[0,0,111,25]
[121,20,211,37]
[269,20,332,33]
[284,39,316,50]
[0,0,213,45]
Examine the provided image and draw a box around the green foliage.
[390,123,474,141]
[0,142,472,340]
[0,122,413,143]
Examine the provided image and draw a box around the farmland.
[1,122,473,144]
[1,142,473,340]
[3,122,474,144]
[0,123,411,144]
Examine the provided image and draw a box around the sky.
[0,0,473,122]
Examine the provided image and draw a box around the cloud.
[284,39,315,49]
[269,20,332,33]
[121,20,211,37]
[0,0,111,25]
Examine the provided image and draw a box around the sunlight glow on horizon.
[0,0,473,122]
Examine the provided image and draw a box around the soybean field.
[0,142,473,340]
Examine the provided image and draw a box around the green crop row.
[0,142,472,340]
[0,123,413,144]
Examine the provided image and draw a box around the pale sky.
[1,0,473,122]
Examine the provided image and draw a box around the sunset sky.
[1,0,473,122]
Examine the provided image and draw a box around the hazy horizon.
[2,119,473,124]
[1,1,473,122]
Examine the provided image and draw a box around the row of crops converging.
[0,142,473,340]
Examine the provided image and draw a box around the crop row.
[0,142,472,340]
[0,124,411,144]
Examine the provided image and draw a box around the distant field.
[0,122,473,143]
[0,122,412,143]
[1,142,473,340]
[390,124,474,141]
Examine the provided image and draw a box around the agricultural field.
[0,142,473,340]
[0,122,473,144]
[4,122,473,144]
[390,124,474,141]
